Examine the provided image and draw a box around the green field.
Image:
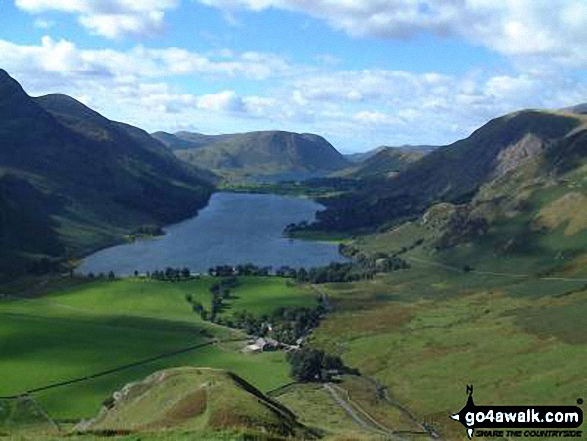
[219,277,316,316]
[0,276,313,421]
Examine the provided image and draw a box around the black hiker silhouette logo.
[450,385,476,439]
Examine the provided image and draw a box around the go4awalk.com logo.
[450,386,584,439]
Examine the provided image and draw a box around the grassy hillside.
[345,144,436,164]
[333,147,425,179]
[295,140,587,438]
[563,103,587,115]
[309,109,587,232]
[310,272,587,439]
[81,367,311,438]
[0,70,215,280]
[171,130,349,182]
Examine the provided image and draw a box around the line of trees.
[186,277,239,322]
[208,264,272,277]
[147,267,193,282]
[289,255,409,284]
[88,271,116,281]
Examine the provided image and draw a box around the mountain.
[80,367,313,438]
[164,130,349,182]
[309,108,587,233]
[344,146,388,163]
[152,131,237,151]
[345,144,437,163]
[0,70,215,279]
[334,146,427,179]
[563,103,587,115]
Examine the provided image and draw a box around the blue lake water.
[77,192,347,276]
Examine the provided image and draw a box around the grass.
[85,367,306,437]
[219,277,316,317]
[275,383,367,437]
[309,270,587,439]
[298,167,587,439]
[0,277,301,421]
[1,428,297,441]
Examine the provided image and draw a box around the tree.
[108,271,116,281]
[287,349,325,382]
[192,301,204,316]
[324,354,344,371]
[182,267,191,280]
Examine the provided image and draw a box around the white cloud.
[1,36,586,151]
[15,0,179,38]
[354,111,403,126]
[196,0,587,69]
[197,90,246,112]
[0,36,292,81]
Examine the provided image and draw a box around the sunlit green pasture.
[0,276,304,420]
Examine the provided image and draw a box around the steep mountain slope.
[170,130,349,182]
[311,109,587,232]
[334,146,426,179]
[37,95,218,184]
[0,70,214,279]
[81,367,312,438]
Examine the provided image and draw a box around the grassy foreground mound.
[80,367,313,438]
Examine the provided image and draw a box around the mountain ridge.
[334,146,428,179]
[311,109,587,232]
[164,130,350,182]
[0,70,215,279]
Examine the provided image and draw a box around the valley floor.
[1,231,586,440]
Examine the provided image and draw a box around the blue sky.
[1,0,586,152]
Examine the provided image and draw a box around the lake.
[77,192,348,276]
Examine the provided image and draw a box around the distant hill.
[311,109,587,233]
[345,144,437,163]
[563,103,587,115]
[80,367,312,438]
[0,70,215,279]
[157,130,349,182]
[335,147,427,179]
[152,131,237,151]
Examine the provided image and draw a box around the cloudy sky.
[1,1,586,152]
